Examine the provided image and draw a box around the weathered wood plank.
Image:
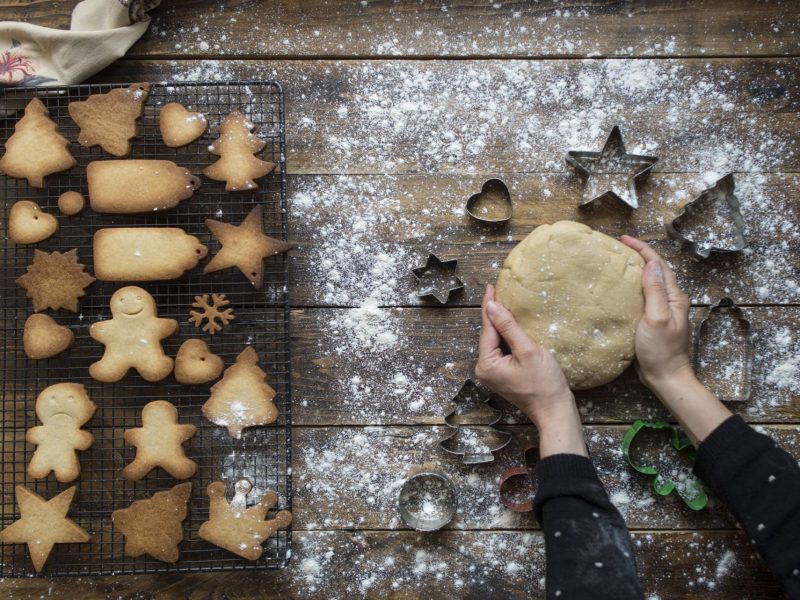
[291,424,800,532]
[0,530,783,599]
[288,306,800,426]
[7,0,800,59]
[90,58,800,175]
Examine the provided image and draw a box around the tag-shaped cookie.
[9,200,59,244]
[175,339,224,384]
[160,102,208,148]
[23,314,74,359]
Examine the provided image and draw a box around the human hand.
[619,236,694,390]
[475,285,585,457]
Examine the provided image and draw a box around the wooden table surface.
[2,1,799,598]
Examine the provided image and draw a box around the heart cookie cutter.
[499,442,540,513]
[694,297,753,403]
[398,471,457,531]
[566,125,659,210]
[666,173,747,260]
[465,178,512,225]
[622,420,708,511]
[411,253,465,304]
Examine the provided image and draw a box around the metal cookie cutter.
[666,173,747,260]
[411,253,465,304]
[499,442,540,513]
[694,297,753,403]
[444,380,502,427]
[465,178,512,225]
[566,125,659,210]
[398,471,457,531]
[622,420,708,511]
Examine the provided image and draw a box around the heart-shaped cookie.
[465,178,512,224]
[160,103,208,148]
[174,338,224,384]
[23,313,74,359]
[9,201,59,244]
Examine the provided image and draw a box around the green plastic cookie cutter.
[622,420,709,511]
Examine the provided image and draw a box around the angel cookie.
[198,479,291,560]
[27,383,95,482]
[122,401,197,480]
[89,286,177,382]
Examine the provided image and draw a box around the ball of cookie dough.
[58,191,85,216]
[495,221,644,389]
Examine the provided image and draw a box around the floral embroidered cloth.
[0,0,160,86]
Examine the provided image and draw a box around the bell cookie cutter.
[666,173,747,260]
[694,297,753,403]
[499,442,539,513]
[398,471,457,531]
[622,420,708,511]
[566,125,658,210]
[439,380,511,464]
[465,178,512,225]
[411,253,465,304]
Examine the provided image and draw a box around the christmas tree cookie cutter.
[398,471,457,531]
[411,253,465,304]
[622,420,708,511]
[465,178,512,225]
[694,297,753,403]
[499,442,540,513]
[443,380,502,427]
[666,173,747,260]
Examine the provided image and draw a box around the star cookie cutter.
[411,254,465,304]
[694,297,753,403]
[666,173,747,260]
[566,125,658,210]
[398,471,457,532]
[465,178,512,225]
[499,442,540,513]
[622,420,708,511]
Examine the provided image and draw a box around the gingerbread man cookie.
[122,400,197,481]
[89,286,177,383]
[26,383,95,482]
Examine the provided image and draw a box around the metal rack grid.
[0,81,292,575]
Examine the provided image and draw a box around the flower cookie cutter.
[622,420,708,511]
[666,173,747,260]
[465,178,512,225]
[439,380,511,464]
[411,253,465,304]
[566,125,659,210]
[694,297,753,403]
[499,442,540,513]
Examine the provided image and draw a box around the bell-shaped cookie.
[23,314,74,359]
[174,339,224,385]
[160,103,208,148]
[9,201,59,244]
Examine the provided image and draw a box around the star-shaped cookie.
[0,485,90,572]
[16,248,96,312]
[203,205,291,289]
[566,126,658,209]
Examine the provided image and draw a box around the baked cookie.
[57,191,85,216]
[0,97,75,187]
[87,160,201,214]
[188,293,235,334]
[122,400,197,480]
[202,345,278,438]
[23,314,74,359]
[198,479,291,561]
[94,227,208,281]
[0,486,90,573]
[68,82,151,156]
[16,249,96,312]
[26,383,95,482]
[174,339,224,385]
[89,286,177,383]
[9,201,58,244]
[204,205,291,289]
[160,102,208,148]
[203,111,275,191]
[111,482,192,564]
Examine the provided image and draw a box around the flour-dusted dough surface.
[496,221,645,389]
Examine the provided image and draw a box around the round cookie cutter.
[398,472,457,531]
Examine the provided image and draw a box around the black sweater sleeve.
[533,453,644,599]
[694,415,800,599]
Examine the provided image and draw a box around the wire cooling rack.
[0,81,291,575]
